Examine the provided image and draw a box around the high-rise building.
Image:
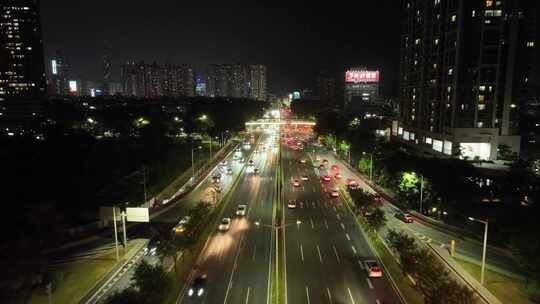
[395,0,537,160]
[205,64,218,97]
[0,1,46,100]
[120,61,195,98]
[196,74,207,96]
[249,64,267,101]
[344,68,381,112]
[318,70,336,104]
[102,49,111,95]
[49,50,69,96]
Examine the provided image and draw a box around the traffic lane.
[180,135,272,303]
[321,150,519,273]
[282,158,372,303]
[223,149,276,304]
[287,148,400,303]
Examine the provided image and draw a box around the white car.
[221,160,228,166]
[364,260,383,278]
[236,204,247,216]
[226,167,233,175]
[300,159,307,164]
[301,175,309,181]
[330,190,339,197]
[218,218,231,231]
[293,180,301,187]
[287,200,297,209]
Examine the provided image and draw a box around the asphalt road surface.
[282,140,401,304]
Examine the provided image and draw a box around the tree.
[158,234,195,274]
[105,288,143,304]
[131,260,171,304]
[365,208,386,231]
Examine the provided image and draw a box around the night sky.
[40,1,402,96]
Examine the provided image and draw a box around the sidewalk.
[427,243,501,304]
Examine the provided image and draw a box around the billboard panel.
[51,60,58,75]
[345,70,379,83]
[69,80,78,92]
[126,207,149,223]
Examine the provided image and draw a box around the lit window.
[478,95,485,103]
[510,104,517,108]
[415,38,421,45]
[477,121,484,128]
[434,38,439,45]
[527,41,535,47]
[479,85,486,91]
[486,0,493,7]
[478,104,486,110]
[451,15,457,22]
[448,68,453,75]
[472,10,476,17]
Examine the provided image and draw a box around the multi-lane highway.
[179,132,279,303]
[282,134,401,303]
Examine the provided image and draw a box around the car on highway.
[322,175,332,182]
[301,175,309,181]
[331,164,339,171]
[293,180,301,187]
[226,167,233,175]
[173,216,191,234]
[374,194,382,203]
[335,172,342,179]
[300,159,307,164]
[220,160,228,166]
[322,159,329,165]
[348,183,359,190]
[218,218,231,231]
[248,159,254,165]
[253,168,260,174]
[315,156,321,162]
[144,238,160,256]
[319,164,325,169]
[287,200,297,209]
[395,212,414,223]
[236,204,247,216]
[363,260,383,278]
[188,274,208,298]
[238,157,245,163]
[330,189,339,197]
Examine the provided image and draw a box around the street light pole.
[191,148,195,185]
[469,217,488,285]
[142,166,148,207]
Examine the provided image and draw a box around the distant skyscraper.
[102,49,111,95]
[196,74,207,96]
[206,64,218,97]
[49,50,69,96]
[0,0,46,100]
[396,0,536,160]
[249,64,267,101]
[318,71,336,104]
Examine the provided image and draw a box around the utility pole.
[121,209,127,248]
[112,207,119,261]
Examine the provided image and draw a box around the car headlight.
[188,288,194,296]
[198,288,204,296]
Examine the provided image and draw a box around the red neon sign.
[345,70,379,83]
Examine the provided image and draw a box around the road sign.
[126,207,149,222]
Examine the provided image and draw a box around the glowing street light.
[468,216,489,285]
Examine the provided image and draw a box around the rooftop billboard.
[345,70,379,83]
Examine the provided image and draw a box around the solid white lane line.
[333,245,341,264]
[324,219,329,229]
[316,245,322,262]
[310,218,315,229]
[312,201,316,208]
[345,233,351,241]
[300,244,304,261]
[245,286,251,304]
[347,287,356,304]
[366,278,374,290]
[336,213,341,220]
[252,245,257,261]
[357,260,364,269]
[351,246,357,256]
[340,223,346,230]
[306,286,311,304]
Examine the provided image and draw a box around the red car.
[335,173,342,179]
[331,164,339,171]
[319,164,325,169]
[322,175,331,182]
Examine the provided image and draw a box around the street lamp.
[362,152,374,181]
[191,146,202,185]
[468,216,489,285]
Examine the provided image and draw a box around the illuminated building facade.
[0,0,46,100]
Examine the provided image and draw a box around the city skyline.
[39,1,403,96]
